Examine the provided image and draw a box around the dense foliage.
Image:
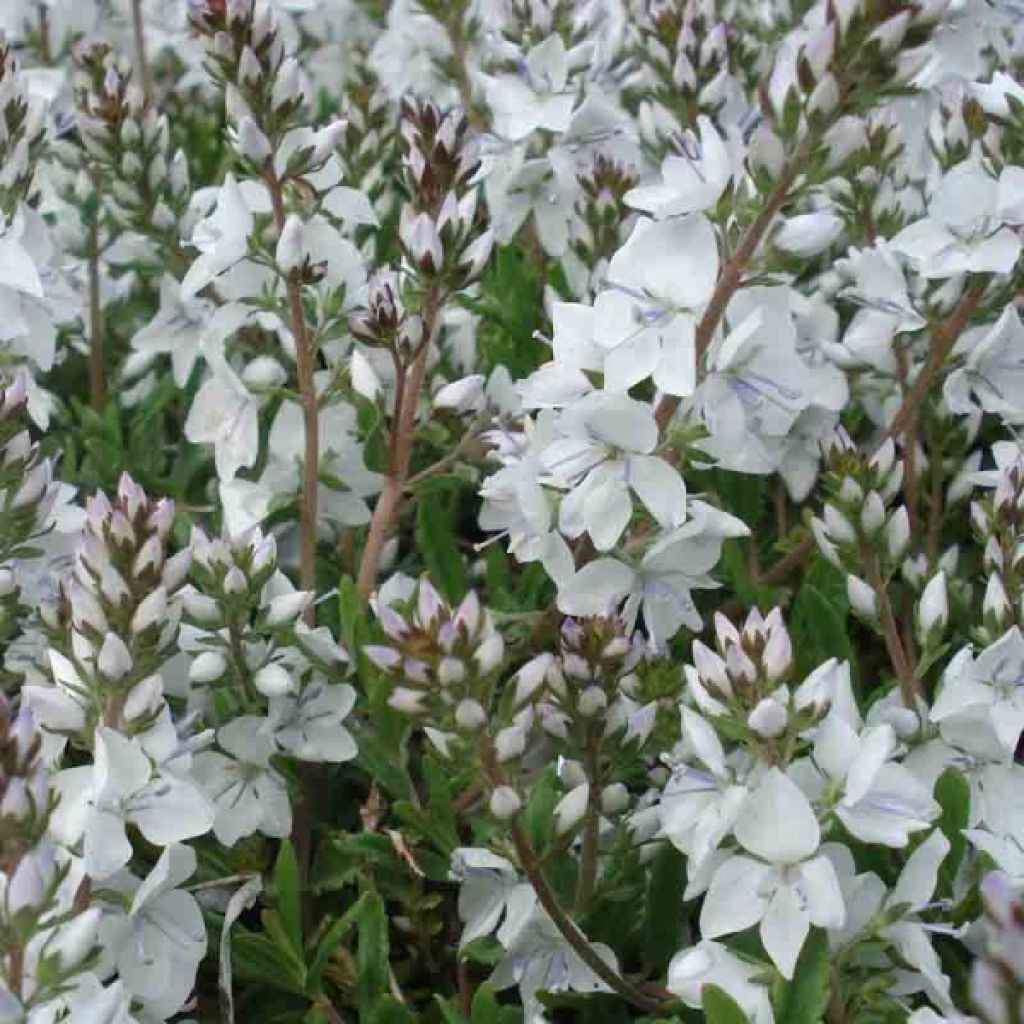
[0,0,1023,1021]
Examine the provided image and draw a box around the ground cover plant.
[0,0,1023,1020]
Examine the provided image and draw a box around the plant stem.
[654,142,809,434]
[130,0,153,107]
[356,289,442,598]
[37,3,51,62]
[87,217,104,411]
[882,280,987,444]
[479,740,666,1013]
[864,546,919,706]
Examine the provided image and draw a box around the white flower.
[191,717,291,845]
[667,940,775,1023]
[129,276,216,387]
[184,348,260,483]
[891,159,1022,278]
[181,175,255,297]
[267,681,358,762]
[660,708,749,874]
[593,215,719,396]
[624,116,733,218]
[774,212,844,256]
[796,715,938,846]
[51,727,214,880]
[931,628,1024,756]
[484,36,577,141]
[945,306,1024,423]
[490,908,619,1022]
[700,769,845,979]
[449,848,537,947]
[96,844,207,1019]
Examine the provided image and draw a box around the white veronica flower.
[930,628,1024,756]
[624,116,733,218]
[793,714,938,847]
[668,940,775,1023]
[191,716,292,846]
[890,159,1022,279]
[484,35,577,141]
[267,680,358,762]
[945,306,1024,423]
[50,727,214,880]
[592,215,719,396]
[96,845,207,1019]
[181,174,255,298]
[449,848,537,947]
[700,769,845,979]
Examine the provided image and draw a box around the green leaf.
[776,928,832,1024]
[370,995,414,1024]
[788,577,852,680]
[357,891,390,1019]
[306,893,368,995]
[471,983,504,1024]
[356,729,414,801]
[642,842,687,974]
[522,767,560,851]
[273,841,303,957]
[231,931,307,995]
[416,496,469,602]
[701,984,749,1023]
[935,768,970,893]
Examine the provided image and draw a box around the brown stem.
[882,281,987,444]
[87,217,104,411]
[130,0,153,107]
[926,450,945,566]
[892,339,919,533]
[864,547,919,706]
[479,740,666,1013]
[265,165,321,909]
[37,3,51,62]
[356,291,441,598]
[654,143,809,434]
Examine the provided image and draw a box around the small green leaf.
[702,984,749,1023]
[370,995,414,1024]
[776,928,832,1024]
[357,891,390,1019]
[416,497,469,602]
[471,983,502,1024]
[273,841,303,957]
[642,842,687,974]
[935,768,970,893]
[306,893,368,994]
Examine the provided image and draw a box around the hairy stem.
[882,280,987,444]
[864,547,919,706]
[356,289,441,597]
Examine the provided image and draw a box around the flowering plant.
[0,0,1023,1021]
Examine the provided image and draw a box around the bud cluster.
[0,41,46,218]
[57,43,190,250]
[34,473,187,739]
[627,0,739,155]
[365,580,504,748]
[970,451,1024,644]
[687,607,835,748]
[570,154,638,283]
[0,699,99,1014]
[811,434,910,620]
[0,369,57,568]
[397,99,493,288]
[183,527,347,720]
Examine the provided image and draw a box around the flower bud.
[917,572,949,644]
[254,662,295,697]
[190,650,228,684]
[489,785,522,820]
[123,675,163,720]
[601,783,629,816]
[846,575,878,620]
[747,697,788,738]
[554,782,589,834]
[131,586,167,634]
[265,590,312,626]
[454,698,486,731]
